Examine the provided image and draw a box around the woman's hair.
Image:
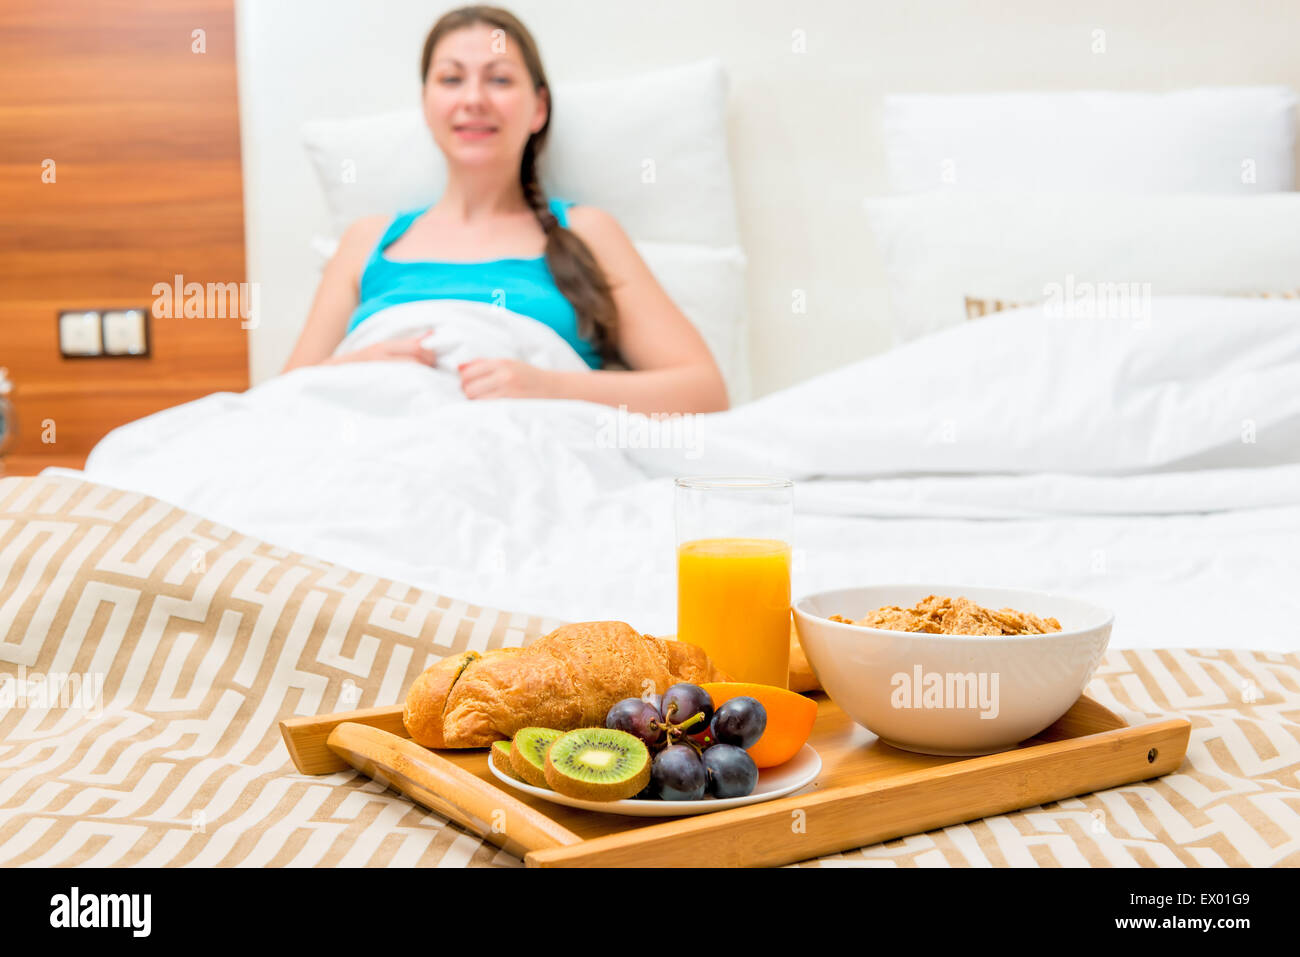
[420,6,619,364]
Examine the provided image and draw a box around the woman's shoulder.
[560,203,646,290]
[339,213,390,248]
[323,214,391,280]
[561,202,630,247]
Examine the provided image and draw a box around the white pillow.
[308,236,751,403]
[883,88,1297,193]
[301,58,739,246]
[864,192,1300,342]
[301,109,446,237]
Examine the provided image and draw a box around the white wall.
[235,0,1300,394]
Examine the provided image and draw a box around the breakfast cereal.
[829,594,1062,636]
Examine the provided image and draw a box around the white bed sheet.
[55,297,1300,653]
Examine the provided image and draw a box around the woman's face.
[423,24,548,171]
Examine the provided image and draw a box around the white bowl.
[793,584,1113,755]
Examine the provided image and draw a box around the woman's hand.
[458,358,557,400]
[322,334,437,367]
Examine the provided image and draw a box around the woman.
[282,5,729,415]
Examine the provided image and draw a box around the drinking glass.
[675,476,794,688]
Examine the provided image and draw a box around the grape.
[712,696,767,749]
[606,697,664,748]
[659,683,714,734]
[651,744,707,801]
[702,744,759,799]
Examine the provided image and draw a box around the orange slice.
[700,682,818,768]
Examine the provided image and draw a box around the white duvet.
[66,296,1300,652]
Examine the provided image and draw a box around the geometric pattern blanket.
[2,475,1296,866]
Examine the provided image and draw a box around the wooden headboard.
[0,0,249,475]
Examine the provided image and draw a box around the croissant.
[403,620,729,748]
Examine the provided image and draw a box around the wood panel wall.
[0,0,248,475]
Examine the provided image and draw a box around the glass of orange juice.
[675,476,794,688]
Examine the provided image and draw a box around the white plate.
[488,744,822,816]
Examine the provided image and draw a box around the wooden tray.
[279,693,1190,867]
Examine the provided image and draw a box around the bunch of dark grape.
[605,683,767,800]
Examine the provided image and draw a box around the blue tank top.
[346,197,601,369]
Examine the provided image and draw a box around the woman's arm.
[568,206,730,414]
[281,216,436,373]
[543,362,727,415]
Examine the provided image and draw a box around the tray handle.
[326,722,581,859]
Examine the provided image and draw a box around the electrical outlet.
[58,310,102,356]
[103,309,149,356]
[57,308,151,358]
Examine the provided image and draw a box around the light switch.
[58,311,102,356]
[103,309,148,356]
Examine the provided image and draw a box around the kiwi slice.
[510,727,562,788]
[543,728,651,802]
[491,740,521,782]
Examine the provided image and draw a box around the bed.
[2,79,1298,867]
[3,289,1298,866]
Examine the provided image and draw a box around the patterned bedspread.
[2,475,1296,867]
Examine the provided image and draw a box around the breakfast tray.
[279,693,1190,867]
